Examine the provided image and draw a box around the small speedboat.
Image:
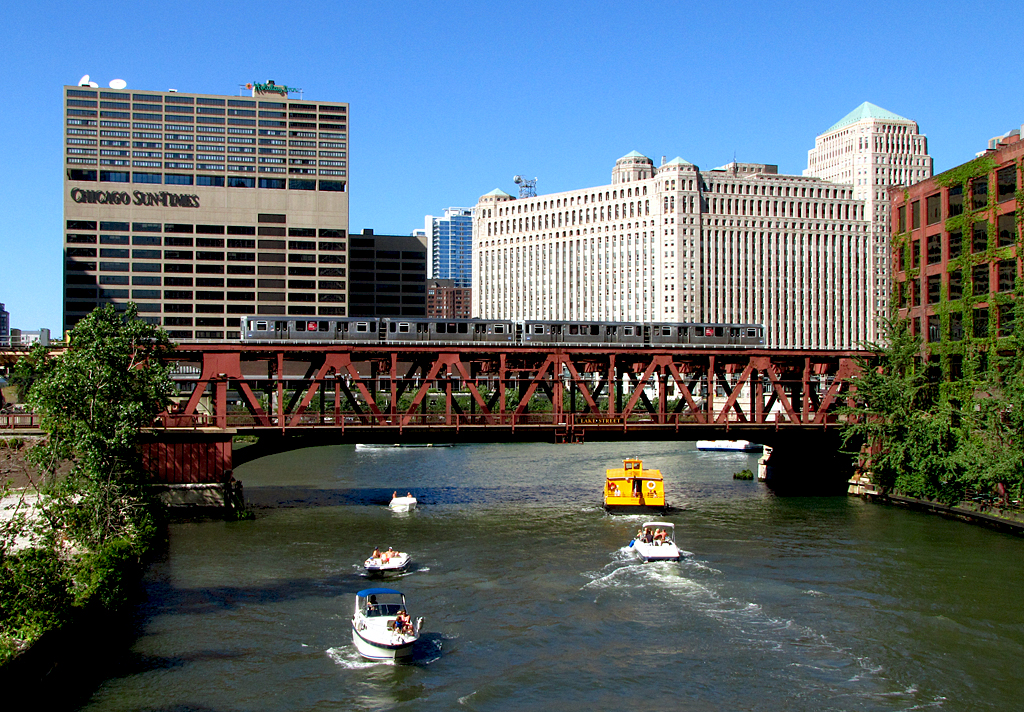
[695,440,762,452]
[389,494,417,512]
[351,588,423,661]
[364,549,411,575]
[630,521,681,562]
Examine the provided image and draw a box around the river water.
[78,441,1024,711]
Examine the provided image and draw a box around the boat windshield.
[358,591,405,616]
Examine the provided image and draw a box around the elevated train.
[242,317,764,348]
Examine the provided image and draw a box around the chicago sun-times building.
[62,81,349,340]
[473,152,871,349]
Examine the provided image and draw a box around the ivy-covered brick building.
[891,128,1022,383]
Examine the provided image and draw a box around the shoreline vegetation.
[1,304,172,670]
[840,296,1024,529]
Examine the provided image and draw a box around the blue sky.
[1,0,1021,332]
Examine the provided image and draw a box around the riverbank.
[865,492,1024,535]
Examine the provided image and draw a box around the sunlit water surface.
[79,442,1024,711]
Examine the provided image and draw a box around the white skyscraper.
[804,102,932,337]
[474,151,871,350]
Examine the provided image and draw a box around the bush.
[0,548,72,659]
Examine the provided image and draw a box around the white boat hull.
[364,552,410,575]
[389,496,417,512]
[351,625,417,660]
[632,540,681,562]
[695,440,762,452]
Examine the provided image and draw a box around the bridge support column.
[141,430,242,516]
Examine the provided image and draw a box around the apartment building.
[425,207,474,287]
[62,80,349,340]
[473,151,870,349]
[805,102,932,336]
[891,128,1022,375]
[426,279,471,319]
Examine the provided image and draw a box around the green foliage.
[69,537,139,610]
[933,156,998,189]
[25,304,173,548]
[8,343,51,403]
[0,547,72,658]
[733,469,754,480]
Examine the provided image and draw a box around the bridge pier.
[759,430,854,494]
[140,429,243,516]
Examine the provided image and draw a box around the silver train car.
[242,317,764,348]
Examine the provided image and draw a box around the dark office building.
[348,229,428,317]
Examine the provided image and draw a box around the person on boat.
[371,547,381,560]
[395,609,412,635]
[654,529,666,544]
[406,492,413,498]
[392,491,398,499]
[385,546,397,561]
[367,595,378,613]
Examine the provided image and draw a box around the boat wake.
[581,549,919,703]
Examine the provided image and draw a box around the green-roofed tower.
[804,102,932,341]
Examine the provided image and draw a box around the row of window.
[65,300,349,316]
[900,260,1018,307]
[899,215,1018,268]
[898,167,1019,231]
[67,169,346,190]
[66,90,346,114]
[66,220,345,236]
[914,305,1014,344]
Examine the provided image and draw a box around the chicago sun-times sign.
[70,188,200,208]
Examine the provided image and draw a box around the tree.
[24,304,174,547]
[839,316,963,501]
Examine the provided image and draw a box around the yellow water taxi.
[604,458,666,513]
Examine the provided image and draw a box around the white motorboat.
[695,439,763,452]
[389,493,417,512]
[630,521,682,562]
[351,588,423,661]
[364,549,411,575]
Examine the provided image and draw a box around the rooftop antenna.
[513,175,537,198]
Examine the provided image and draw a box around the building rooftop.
[824,102,912,134]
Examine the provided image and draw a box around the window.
[927,274,941,304]
[319,180,345,191]
[258,178,285,189]
[949,312,963,341]
[926,194,941,225]
[999,303,1015,337]
[997,166,1017,202]
[197,175,225,187]
[926,234,940,264]
[133,172,161,184]
[973,308,989,338]
[972,177,989,210]
[289,179,315,190]
[912,239,920,268]
[998,213,1017,247]
[228,176,255,188]
[947,230,962,259]
[165,174,193,185]
[972,221,988,253]
[998,260,1016,292]
[911,200,920,229]
[896,205,906,232]
[928,315,940,343]
[100,171,129,182]
[947,185,963,217]
[68,169,97,181]
[972,264,989,296]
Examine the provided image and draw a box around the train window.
[296,322,306,332]
[590,325,600,336]
[660,326,671,336]
[389,322,396,333]
[730,328,739,337]
[704,327,714,336]
[458,323,468,333]
[494,324,505,334]
[715,327,724,337]
[623,326,635,336]
[319,322,329,332]
[276,321,287,330]
[533,324,544,334]
[255,320,268,331]
[607,326,616,335]
[569,325,579,335]
[398,323,410,333]
[355,322,369,332]
[747,328,757,338]
[680,327,687,335]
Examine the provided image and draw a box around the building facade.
[425,208,473,287]
[9,329,51,347]
[0,304,9,348]
[473,151,870,349]
[347,230,428,317]
[63,82,349,340]
[804,102,932,337]
[426,279,471,319]
[891,129,1022,376]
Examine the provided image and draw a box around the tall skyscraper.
[0,303,9,347]
[804,102,932,336]
[63,80,349,340]
[425,208,474,287]
[473,151,871,350]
